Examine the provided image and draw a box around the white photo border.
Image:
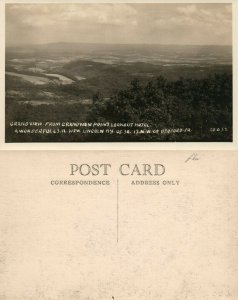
[0,0,237,150]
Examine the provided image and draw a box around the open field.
[5,43,232,142]
[6,71,51,85]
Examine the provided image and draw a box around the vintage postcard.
[0,150,238,299]
[0,0,237,149]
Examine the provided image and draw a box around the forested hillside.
[6,73,232,142]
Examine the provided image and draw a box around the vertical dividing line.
[117,179,119,243]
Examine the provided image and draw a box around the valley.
[5,43,232,142]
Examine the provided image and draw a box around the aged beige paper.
[0,150,238,299]
[0,0,238,150]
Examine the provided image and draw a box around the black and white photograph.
[5,2,233,143]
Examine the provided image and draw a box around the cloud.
[7,4,138,27]
[177,4,197,15]
[6,4,232,46]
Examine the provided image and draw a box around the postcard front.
[1,1,237,149]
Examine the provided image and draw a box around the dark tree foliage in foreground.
[5,73,232,142]
[89,73,232,141]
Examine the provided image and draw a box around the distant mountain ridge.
[6,42,232,50]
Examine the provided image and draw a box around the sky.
[6,3,232,46]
